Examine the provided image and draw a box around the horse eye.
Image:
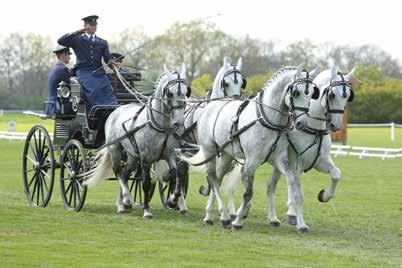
[167,91,173,98]
[329,92,336,99]
[292,89,300,98]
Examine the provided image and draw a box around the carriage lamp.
[57,81,71,99]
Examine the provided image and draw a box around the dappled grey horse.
[154,56,247,194]
[266,66,355,232]
[181,66,320,230]
[83,63,190,218]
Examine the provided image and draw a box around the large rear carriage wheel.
[22,125,55,207]
[60,139,87,211]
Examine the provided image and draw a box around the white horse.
[154,56,247,194]
[83,63,190,219]
[265,66,355,232]
[181,66,320,230]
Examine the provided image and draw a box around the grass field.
[0,114,401,267]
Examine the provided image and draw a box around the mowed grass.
[0,115,401,267]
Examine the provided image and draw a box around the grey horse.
[181,66,320,230]
[83,63,190,219]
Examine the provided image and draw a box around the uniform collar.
[84,33,96,40]
[57,60,67,67]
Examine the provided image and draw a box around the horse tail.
[153,160,170,183]
[83,148,114,189]
[178,147,213,167]
[222,163,242,194]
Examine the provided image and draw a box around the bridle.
[257,70,319,130]
[161,72,191,113]
[220,66,247,97]
[287,70,320,122]
[309,72,354,124]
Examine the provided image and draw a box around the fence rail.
[1,131,400,159]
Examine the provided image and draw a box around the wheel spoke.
[33,133,40,160]
[38,174,45,205]
[68,182,74,205]
[26,155,37,166]
[41,172,49,192]
[75,181,81,203]
[25,167,35,173]
[28,172,38,188]
[65,180,73,196]
[28,141,38,160]
[63,163,73,175]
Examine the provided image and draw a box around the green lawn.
[0,131,401,267]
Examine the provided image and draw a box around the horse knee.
[330,167,341,180]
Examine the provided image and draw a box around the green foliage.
[349,66,402,123]
[244,72,272,95]
[191,73,214,96]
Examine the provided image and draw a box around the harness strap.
[256,91,291,131]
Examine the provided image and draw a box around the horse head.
[313,66,355,131]
[212,56,246,99]
[154,63,190,129]
[284,65,321,130]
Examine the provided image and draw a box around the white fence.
[348,122,402,141]
[1,131,400,160]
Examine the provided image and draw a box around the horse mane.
[153,72,170,97]
[262,66,298,91]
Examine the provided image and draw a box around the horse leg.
[206,157,231,228]
[108,145,131,214]
[292,172,309,233]
[141,163,153,219]
[177,160,189,214]
[315,156,341,202]
[203,190,215,225]
[267,166,282,226]
[216,156,237,220]
[274,154,299,228]
[232,160,257,229]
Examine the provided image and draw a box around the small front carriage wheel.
[60,139,87,212]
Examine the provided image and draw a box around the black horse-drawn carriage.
[22,71,186,211]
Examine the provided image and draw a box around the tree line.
[0,19,401,123]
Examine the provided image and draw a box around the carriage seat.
[87,105,119,130]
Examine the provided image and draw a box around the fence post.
[0,109,3,117]
[390,122,395,141]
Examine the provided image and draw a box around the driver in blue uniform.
[57,15,117,113]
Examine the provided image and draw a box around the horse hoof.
[117,209,130,214]
[180,210,187,215]
[231,224,243,231]
[166,200,177,210]
[143,214,153,220]
[198,185,210,196]
[230,214,237,221]
[221,219,232,229]
[123,203,133,210]
[297,227,310,234]
[269,220,281,227]
[317,189,328,203]
[287,215,297,226]
[203,220,214,226]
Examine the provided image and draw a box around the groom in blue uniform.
[45,45,72,116]
[57,15,117,112]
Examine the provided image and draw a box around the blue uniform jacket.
[46,62,71,116]
[58,33,117,112]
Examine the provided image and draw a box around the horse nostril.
[295,121,305,130]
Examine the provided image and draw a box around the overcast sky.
[1,0,400,61]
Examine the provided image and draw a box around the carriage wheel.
[60,139,87,212]
[22,125,55,207]
[129,171,156,206]
[159,170,188,209]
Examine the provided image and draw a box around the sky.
[0,0,400,61]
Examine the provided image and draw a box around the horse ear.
[236,57,243,70]
[345,66,356,81]
[295,64,304,77]
[180,63,187,79]
[223,56,230,68]
[309,66,320,79]
[163,64,171,75]
[331,65,338,80]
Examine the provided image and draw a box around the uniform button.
[91,56,94,58]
